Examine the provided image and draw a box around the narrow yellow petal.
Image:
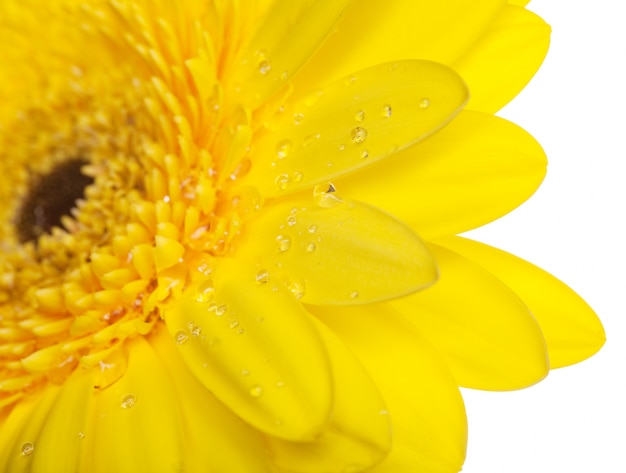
[227,0,354,107]
[392,244,549,390]
[150,325,273,473]
[292,0,505,92]
[266,315,391,473]
[312,303,467,473]
[242,60,467,198]
[455,5,551,113]
[336,110,547,240]
[87,337,183,473]
[240,197,437,305]
[436,236,606,368]
[164,258,333,441]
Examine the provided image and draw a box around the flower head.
[0,1,604,472]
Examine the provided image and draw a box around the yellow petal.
[31,369,94,473]
[241,60,467,198]
[86,338,183,473]
[435,236,606,368]
[164,258,333,441]
[226,0,354,107]
[392,243,549,390]
[150,324,273,473]
[266,316,391,473]
[292,0,505,92]
[0,384,60,473]
[508,0,530,6]
[336,110,547,240]
[239,197,437,305]
[311,303,467,473]
[455,5,551,113]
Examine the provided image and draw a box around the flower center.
[16,159,93,243]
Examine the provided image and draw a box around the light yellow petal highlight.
[266,317,391,473]
[455,5,551,113]
[392,244,549,390]
[240,197,437,305]
[86,337,183,473]
[292,0,505,92]
[242,60,467,198]
[150,325,273,473]
[436,236,606,368]
[227,0,354,107]
[336,110,547,240]
[164,258,333,441]
[311,304,467,473]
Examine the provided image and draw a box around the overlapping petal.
[391,244,549,390]
[436,236,606,368]
[336,110,547,240]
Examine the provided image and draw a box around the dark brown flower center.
[15,159,93,243]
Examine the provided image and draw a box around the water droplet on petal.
[215,304,228,316]
[338,144,346,151]
[288,280,306,300]
[302,133,320,148]
[308,224,318,234]
[419,98,430,109]
[344,75,356,87]
[121,394,137,409]
[77,432,85,439]
[191,325,202,337]
[314,183,344,208]
[275,140,292,160]
[21,442,35,456]
[256,269,270,284]
[292,171,303,183]
[175,330,189,345]
[258,60,271,75]
[229,319,240,329]
[354,110,365,122]
[250,385,263,397]
[195,279,215,302]
[286,215,297,226]
[276,235,292,252]
[275,173,290,190]
[360,150,369,159]
[293,113,304,125]
[351,126,368,143]
[382,104,392,117]
[350,291,359,299]
[306,242,316,253]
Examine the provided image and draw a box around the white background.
[461,1,626,472]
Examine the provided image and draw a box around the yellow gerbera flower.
[0,0,604,472]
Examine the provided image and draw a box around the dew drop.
[351,126,368,143]
[288,280,306,300]
[190,325,202,337]
[354,110,365,122]
[275,140,292,160]
[256,269,270,284]
[350,291,359,299]
[302,133,321,148]
[21,442,35,456]
[293,113,304,125]
[360,150,369,159]
[258,60,271,75]
[215,304,228,316]
[344,75,356,86]
[305,242,316,253]
[121,394,137,409]
[229,319,240,329]
[275,173,290,190]
[175,329,189,345]
[77,431,85,439]
[276,235,292,252]
[286,215,297,226]
[382,104,392,117]
[195,279,215,302]
[338,144,346,151]
[419,98,430,109]
[292,171,304,183]
[250,385,263,397]
[314,183,344,209]
[308,224,318,234]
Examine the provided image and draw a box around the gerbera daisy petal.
[164,259,333,441]
[311,304,467,473]
[239,198,437,305]
[336,110,547,240]
[228,0,355,107]
[455,5,551,113]
[242,60,467,198]
[266,317,391,473]
[291,0,504,92]
[151,325,273,473]
[391,244,549,391]
[436,236,606,368]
